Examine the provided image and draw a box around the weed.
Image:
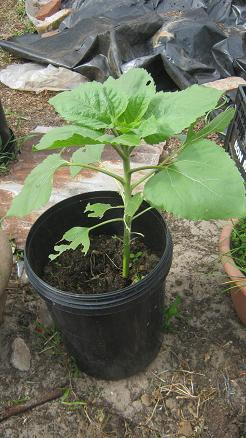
[60,388,86,409]
[66,356,81,378]
[231,217,246,276]
[7,396,30,406]
[35,322,64,356]
[163,295,182,331]
[132,273,145,284]
[130,250,143,264]
[0,131,37,176]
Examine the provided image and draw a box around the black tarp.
[1,0,246,89]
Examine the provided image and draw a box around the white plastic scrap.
[0,63,88,92]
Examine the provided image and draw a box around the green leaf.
[34,125,102,151]
[186,108,235,143]
[7,154,66,217]
[85,202,113,218]
[112,133,141,146]
[125,193,143,218]
[132,116,160,138]
[145,85,223,135]
[49,81,128,129]
[98,133,141,147]
[49,227,90,260]
[70,144,104,177]
[144,139,246,220]
[105,68,156,126]
[128,116,174,144]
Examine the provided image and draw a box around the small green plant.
[163,295,182,331]
[130,250,143,264]
[7,69,246,280]
[132,273,145,284]
[231,217,246,276]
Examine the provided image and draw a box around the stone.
[11,337,31,371]
[204,77,246,92]
[141,393,152,407]
[36,0,61,21]
[37,301,54,329]
[165,397,178,412]
[37,9,72,33]
[0,230,13,325]
[178,420,193,437]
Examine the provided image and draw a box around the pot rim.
[219,219,246,296]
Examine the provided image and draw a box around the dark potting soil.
[42,235,160,294]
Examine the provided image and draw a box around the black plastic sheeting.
[1,0,246,89]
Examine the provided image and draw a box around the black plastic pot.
[0,100,16,163]
[25,191,173,380]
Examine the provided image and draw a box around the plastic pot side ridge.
[219,220,246,326]
[25,191,173,379]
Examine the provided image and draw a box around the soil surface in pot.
[42,235,160,294]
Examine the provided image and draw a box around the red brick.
[36,0,61,21]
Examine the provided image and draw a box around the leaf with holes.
[105,68,156,127]
[144,139,246,220]
[85,202,114,218]
[49,227,90,260]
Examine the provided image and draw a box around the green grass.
[231,217,246,276]
[13,0,36,36]
[16,0,26,18]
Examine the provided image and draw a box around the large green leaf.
[34,125,102,151]
[144,139,246,220]
[49,227,90,260]
[70,144,104,177]
[144,85,223,135]
[49,81,128,129]
[105,68,156,127]
[186,108,235,143]
[7,154,66,217]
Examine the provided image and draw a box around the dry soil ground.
[0,2,246,437]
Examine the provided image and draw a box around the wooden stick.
[0,388,65,422]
